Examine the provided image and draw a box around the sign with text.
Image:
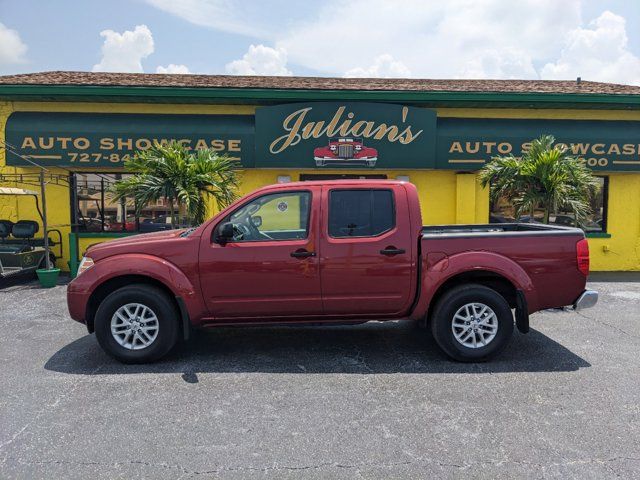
[5,110,640,172]
[5,112,255,168]
[255,102,437,169]
[437,118,640,171]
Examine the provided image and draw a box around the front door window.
[222,191,311,242]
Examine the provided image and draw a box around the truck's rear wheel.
[94,284,179,364]
[431,284,514,362]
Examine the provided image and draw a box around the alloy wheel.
[451,302,498,349]
[110,303,159,350]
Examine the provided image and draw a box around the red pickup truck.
[67,180,597,363]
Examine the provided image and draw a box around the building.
[0,71,639,275]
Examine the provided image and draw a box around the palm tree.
[478,135,599,225]
[111,142,240,228]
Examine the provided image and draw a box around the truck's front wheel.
[431,284,514,362]
[94,284,179,364]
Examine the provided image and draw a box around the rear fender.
[411,250,538,320]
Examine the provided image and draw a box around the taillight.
[576,238,589,276]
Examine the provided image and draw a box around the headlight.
[77,256,94,276]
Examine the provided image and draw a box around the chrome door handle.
[291,249,316,258]
[380,248,406,256]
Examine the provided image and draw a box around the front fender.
[410,250,538,320]
[68,253,206,323]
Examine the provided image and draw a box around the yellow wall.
[249,192,303,230]
[588,173,640,270]
[1,99,639,271]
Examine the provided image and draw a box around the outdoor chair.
[0,220,20,253]
[9,220,40,253]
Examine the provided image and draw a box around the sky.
[0,0,639,84]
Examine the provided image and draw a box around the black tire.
[94,284,179,364]
[430,284,514,362]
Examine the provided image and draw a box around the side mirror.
[215,222,234,245]
[250,215,262,228]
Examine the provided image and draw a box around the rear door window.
[328,189,395,238]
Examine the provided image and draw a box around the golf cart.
[0,187,60,280]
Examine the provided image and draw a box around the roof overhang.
[0,84,639,109]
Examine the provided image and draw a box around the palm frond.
[109,141,240,226]
[479,134,598,225]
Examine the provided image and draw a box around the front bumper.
[66,277,92,324]
[573,290,598,311]
[313,156,376,160]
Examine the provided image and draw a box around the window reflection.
[489,176,607,233]
[73,173,186,233]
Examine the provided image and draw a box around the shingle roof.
[0,71,639,95]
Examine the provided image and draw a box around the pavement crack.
[350,345,373,373]
[13,458,190,474]
[576,311,640,340]
[0,361,106,465]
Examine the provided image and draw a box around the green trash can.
[36,268,61,288]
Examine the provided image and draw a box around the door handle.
[291,249,316,258]
[380,247,406,256]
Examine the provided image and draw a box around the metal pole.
[69,173,78,231]
[40,170,51,270]
[100,178,105,232]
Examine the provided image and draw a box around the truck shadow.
[45,321,590,376]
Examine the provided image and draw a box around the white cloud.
[144,0,640,84]
[145,0,270,38]
[92,25,154,73]
[225,44,291,76]
[460,48,537,79]
[156,64,191,74]
[0,22,28,66]
[541,11,640,85]
[344,54,411,78]
[277,0,582,79]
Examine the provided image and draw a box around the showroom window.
[71,173,182,233]
[489,176,608,233]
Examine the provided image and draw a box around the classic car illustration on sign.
[254,103,436,169]
[313,138,379,167]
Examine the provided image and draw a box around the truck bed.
[419,222,586,313]
[422,222,581,238]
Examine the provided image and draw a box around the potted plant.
[36,261,60,288]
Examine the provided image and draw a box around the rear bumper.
[573,290,598,311]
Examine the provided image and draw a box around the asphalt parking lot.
[0,277,639,479]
